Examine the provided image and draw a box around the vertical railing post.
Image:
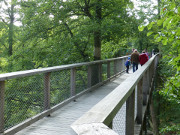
[44,72,51,111]
[120,59,123,72]
[114,60,117,75]
[153,58,156,75]
[155,55,159,68]
[143,71,148,105]
[149,63,153,82]
[137,78,143,124]
[107,61,110,78]
[87,65,92,88]
[150,61,155,83]
[146,69,150,95]
[117,59,120,73]
[126,89,135,135]
[0,81,5,133]
[154,55,158,68]
[122,58,125,72]
[71,68,76,97]
[99,63,102,82]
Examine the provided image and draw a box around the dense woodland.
[0,0,179,134]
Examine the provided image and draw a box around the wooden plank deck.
[15,69,134,135]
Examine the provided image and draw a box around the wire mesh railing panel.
[119,59,124,72]
[1,56,134,133]
[122,59,125,72]
[4,74,44,130]
[50,70,71,106]
[91,64,100,86]
[113,102,126,135]
[76,66,88,94]
[110,61,115,76]
[116,60,121,73]
[102,63,107,81]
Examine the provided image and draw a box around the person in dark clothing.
[131,49,139,72]
[125,57,131,73]
[139,50,149,66]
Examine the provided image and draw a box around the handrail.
[71,54,160,135]
[0,55,129,135]
[0,56,128,81]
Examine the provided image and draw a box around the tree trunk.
[8,3,15,56]
[91,0,102,86]
[93,0,102,60]
[158,0,161,19]
[94,31,101,60]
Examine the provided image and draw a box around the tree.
[19,0,133,61]
[142,0,180,134]
[15,0,136,85]
[0,0,19,56]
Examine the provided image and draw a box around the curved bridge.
[0,54,159,135]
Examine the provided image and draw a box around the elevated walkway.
[0,54,159,135]
[15,69,133,135]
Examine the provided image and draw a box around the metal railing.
[0,56,129,135]
[71,54,160,135]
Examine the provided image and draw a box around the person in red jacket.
[139,50,149,66]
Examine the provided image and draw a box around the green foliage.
[140,0,180,133]
[0,0,138,130]
[134,0,159,52]
[160,125,180,135]
[156,59,180,134]
[101,40,130,58]
[0,0,164,131]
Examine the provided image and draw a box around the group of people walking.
[125,49,149,73]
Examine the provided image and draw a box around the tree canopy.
[1,0,150,73]
[139,0,180,134]
[1,0,179,134]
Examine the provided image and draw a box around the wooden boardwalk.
[15,69,134,135]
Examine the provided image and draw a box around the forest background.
[0,0,179,134]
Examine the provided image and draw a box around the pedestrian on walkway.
[139,50,149,66]
[145,49,150,59]
[125,57,131,73]
[131,49,139,72]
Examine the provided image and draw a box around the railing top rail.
[0,56,129,81]
[71,54,159,134]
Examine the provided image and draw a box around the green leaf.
[167,22,172,30]
[176,27,180,34]
[163,17,172,28]
[157,19,164,26]
[147,22,155,30]
[178,7,180,14]
[170,3,176,10]
[169,36,174,42]
[147,31,153,36]
[128,3,134,9]
[163,18,172,28]
[154,34,159,39]
[138,25,145,31]
[162,38,168,45]
[168,11,174,16]
[156,36,162,42]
